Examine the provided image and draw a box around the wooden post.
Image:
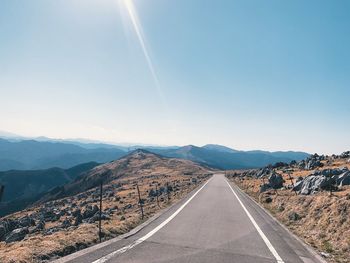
[99,180,103,243]
[166,182,170,202]
[155,184,160,208]
[287,171,297,195]
[136,184,144,219]
[0,185,4,202]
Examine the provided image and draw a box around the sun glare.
[120,0,165,105]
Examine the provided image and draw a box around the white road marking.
[226,180,285,263]
[92,177,212,263]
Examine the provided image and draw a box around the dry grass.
[228,158,350,263]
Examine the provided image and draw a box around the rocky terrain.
[0,150,212,262]
[227,151,350,263]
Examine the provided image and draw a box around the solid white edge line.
[92,177,213,263]
[226,180,285,263]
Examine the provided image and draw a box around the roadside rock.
[268,173,284,189]
[297,175,337,195]
[336,171,350,187]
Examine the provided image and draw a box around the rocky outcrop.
[298,154,325,170]
[5,227,29,243]
[260,172,284,192]
[293,167,350,195]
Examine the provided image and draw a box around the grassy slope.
[227,159,350,263]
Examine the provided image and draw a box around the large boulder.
[256,167,273,178]
[268,173,284,189]
[335,171,350,187]
[298,175,334,195]
[5,227,29,243]
[0,219,18,241]
[18,216,35,228]
[321,167,348,177]
[300,154,325,170]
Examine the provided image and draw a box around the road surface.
[58,174,324,263]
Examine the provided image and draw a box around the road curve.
[57,174,325,263]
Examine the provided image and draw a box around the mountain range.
[0,136,309,171]
[0,138,126,171]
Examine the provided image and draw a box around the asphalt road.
[57,174,325,263]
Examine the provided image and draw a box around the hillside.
[0,162,100,216]
[0,150,212,262]
[226,151,350,263]
[37,149,209,203]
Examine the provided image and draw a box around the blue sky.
[0,0,349,154]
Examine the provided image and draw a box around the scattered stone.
[335,171,350,187]
[261,196,273,203]
[321,252,330,258]
[340,151,350,158]
[5,227,29,243]
[61,218,71,228]
[30,220,45,234]
[83,205,99,219]
[18,216,35,228]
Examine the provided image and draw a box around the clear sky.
[0,0,349,154]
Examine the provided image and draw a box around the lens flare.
[122,0,165,104]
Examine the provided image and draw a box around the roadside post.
[99,179,103,243]
[155,184,160,208]
[287,170,297,195]
[136,184,144,219]
[166,182,170,202]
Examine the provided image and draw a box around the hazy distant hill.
[0,138,126,171]
[146,145,309,169]
[0,162,99,216]
[0,136,309,171]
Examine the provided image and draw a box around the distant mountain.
[202,144,239,153]
[146,145,309,170]
[0,135,309,171]
[0,138,126,171]
[0,162,99,216]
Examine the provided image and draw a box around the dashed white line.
[92,177,212,263]
[226,180,285,263]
